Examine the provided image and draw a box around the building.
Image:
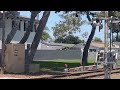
[0,11,63,50]
[0,11,39,49]
[71,42,103,52]
[38,41,75,50]
[70,41,120,53]
[39,41,63,50]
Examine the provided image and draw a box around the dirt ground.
[1,70,120,79]
[0,72,120,79]
[0,74,54,79]
[0,69,66,79]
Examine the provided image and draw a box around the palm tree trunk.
[19,11,41,44]
[27,11,50,64]
[82,24,96,66]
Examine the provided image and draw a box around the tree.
[19,11,41,44]
[55,35,83,44]
[81,11,120,65]
[55,11,100,65]
[82,11,99,66]
[54,37,64,43]
[23,11,120,65]
[42,31,51,41]
[52,12,85,39]
[65,35,83,44]
[26,11,50,64]
[93,36,102,42]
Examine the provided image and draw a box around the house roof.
[49,42,75,47]
[41,41,62,46]
[73,42,104,48]
[72,41,119,49]
[90,42,119,49]
[90,42,104,49]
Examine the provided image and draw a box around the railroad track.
[75,68,120,79]
[45,67,120,79]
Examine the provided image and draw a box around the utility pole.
[104,11,108,60]
[104,11,114,79]
[110,16,114,56]
[1,11,5,74]
[104,11,110,79]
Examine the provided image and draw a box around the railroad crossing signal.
[103,11,118,79]
[94,11,117,79]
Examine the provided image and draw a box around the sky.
[19,11,105,42]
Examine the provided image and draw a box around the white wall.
[0,17,39,49]
[0,18,35,41]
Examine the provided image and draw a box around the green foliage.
[115,11,120,16]
[41,26,51,41]
[52,11,86,39]
[96,11,105,17]
[32,59,94,71]
[54,37,63,43]
[64,35,83,44]
[55,35,84,44]
[42,32,50,41]
[96,11,119,17]
[93,36,102,42]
